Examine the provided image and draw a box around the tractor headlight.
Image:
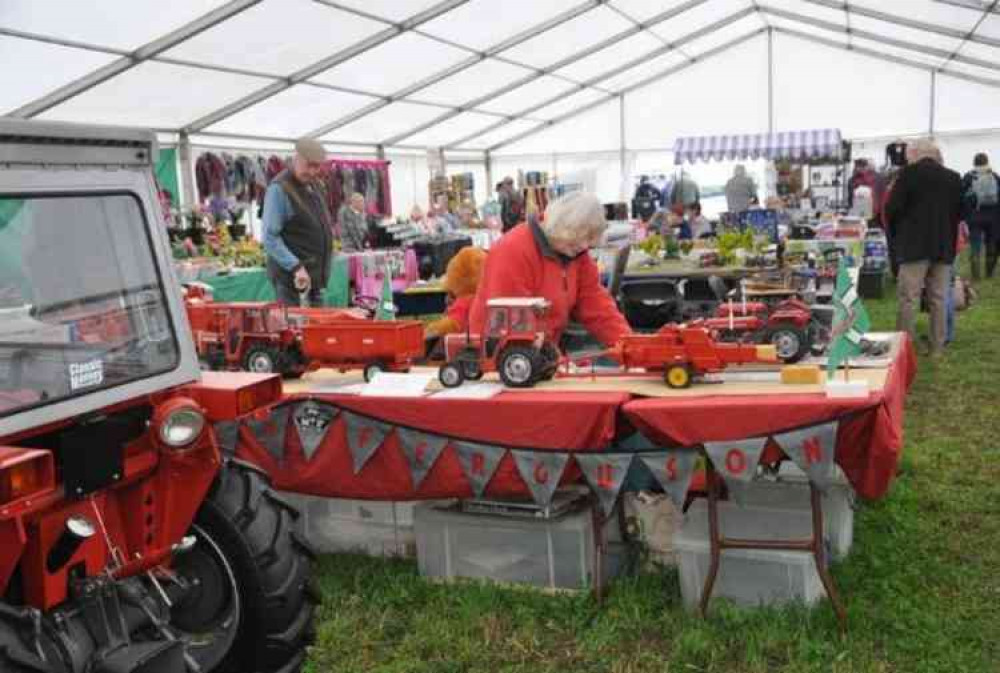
[157,403,206,449]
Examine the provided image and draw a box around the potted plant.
[184,207,206,246]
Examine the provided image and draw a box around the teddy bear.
[424,246,487,338]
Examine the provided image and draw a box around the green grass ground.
[305,266,1000,673]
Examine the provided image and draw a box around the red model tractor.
[185,289,424,382]
[438,298,560,388]
[610,324,779,388]
[0,121,313,673]
[702,296,815,363]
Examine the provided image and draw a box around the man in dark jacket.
[885,139,963,357]
[262,138,334,306]
[960,152,1000,280]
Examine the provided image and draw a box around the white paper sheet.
[360,372,435,398]
[431,383,505,400]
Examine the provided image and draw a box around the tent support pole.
[768,27,774,135]
[619,95,627,202]
[929,71,937,136]
[178,131,197,211]
[485,150,493,198]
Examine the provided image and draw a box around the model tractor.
[438,298,560,388]
[611,324,779,388]
[0,122,313,673]
[702,296,815,363]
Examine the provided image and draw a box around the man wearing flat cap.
[262,138,334,306]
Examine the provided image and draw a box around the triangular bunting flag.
[511,450,570,508]
[772,421,839,492]
[453,440,506,498]
[575,453,634,516]
[213,420,239,457]
[703,437,768,506]
[293,400,339,462]
[342,411,391,474]
[638,450,698,510]
[396,427,448,490]
[245,405,291,463]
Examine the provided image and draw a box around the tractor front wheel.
[363,362,386,382]
[765,324,809,363]
[243,346,281,374]
[664,363,693,389]
[439,363,465,388]
[498,346,540,388]
[170,461,316,673]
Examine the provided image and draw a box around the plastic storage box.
[414,500,624,591]
[739,464,855,560]
[673,500,827,610]
[281,492,417,557]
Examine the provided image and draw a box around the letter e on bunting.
[453,440,506,498]
[245,405,291,464]
[638,450,698,510]
[575,453,634,515]
[772,421,839,491]
[292,400,339,462]
[511,450,569,508]
[396,427,448,490]
[342,411,391,474]
[703,437,768,505]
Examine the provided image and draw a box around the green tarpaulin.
[155,147,180,204]
[200,257,350,306]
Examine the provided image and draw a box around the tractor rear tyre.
[170,460,316,673]
[439,363,465,388]
[664,363,693,389]
[498,346,540,388]
[243,346,282,375]
[765,324,809,363]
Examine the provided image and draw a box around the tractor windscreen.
[0,193,179,417]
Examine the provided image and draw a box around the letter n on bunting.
[772,421,839,492]
[575,453,635,515]
[511,450,570,508]
[453,440,506,498]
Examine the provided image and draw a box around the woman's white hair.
[539,192,606,245]
[907,138,942,163]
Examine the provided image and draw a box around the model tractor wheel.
[664,363,693,389]
[243,346,281,374]
[766,325,809,363]
[363,362,386,382]
[498,347,540,388]
[461,361,484,381]
[170,461,316,673]
[539,343,560,381]
[439,363,465,388]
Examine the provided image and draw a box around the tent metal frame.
[3,0,1000,155]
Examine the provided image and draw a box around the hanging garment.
[195,153,227,201]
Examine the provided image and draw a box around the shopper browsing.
[261,138,334,306]
[724,165,757,213]
[960,152,1000,280]
[338,192,369,252]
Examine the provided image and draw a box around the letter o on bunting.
[703,437,768,505]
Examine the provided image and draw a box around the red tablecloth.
[234,391,630,500]
[622,335,917,500]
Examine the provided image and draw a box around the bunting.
[772,422,839,492]
[293,400,339,462]
[396,427,449,490]
[342,411,391,474]
[638,450,698,510]
[703,437,769,505]
[575,453,635,515]
[511,450,570,508]
[453,440,505,498]
[245,405,291,463]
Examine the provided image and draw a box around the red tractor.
[185,289,424,382]
[611,324,779,388]
[0,122,313,673]
[438,298,560,388]
[702,278,816,363]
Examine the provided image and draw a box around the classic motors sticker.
[69,360,104,390]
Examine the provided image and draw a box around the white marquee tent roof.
[4,0,1000,158]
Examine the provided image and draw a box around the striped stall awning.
[672,129,843,164]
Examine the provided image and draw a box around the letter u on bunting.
[292,400,339,462]
[772,421,839,492]
[575,453,634,516]
[511,450,570,508]
[453,440,506,498]
[245,405,292,464]
[703,437,768,505]
[396,427,448,490]
[638,450,698,510]
[342,411,391,474]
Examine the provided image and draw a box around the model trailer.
[0,121,313,673]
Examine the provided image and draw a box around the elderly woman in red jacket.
[468,192,631,349]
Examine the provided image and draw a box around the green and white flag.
[375,266,396,321]
[827,259,871,379]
